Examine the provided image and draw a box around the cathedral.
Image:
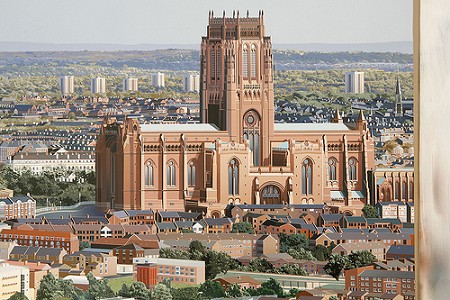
[96,11,375,217]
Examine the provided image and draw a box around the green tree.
[279,233,309,252]
[248,258,274,273]
[324,254,351,280]
[188,240,205,260]
[118,282,150,300]
[170,287,201,300]
[159,248,191,260]
[36,273,78,300]
[288,288,300,298]
[151,283,173,300]
[85,272,115,300]
[329,296,339,300]
[312,244,333,261]
[362,205,379,218]
[204,251,237,279]
[225,283,242,298]
[348,250,377,268]
[199,280,226,299]
[8,292,29,300]
[257,278,285,298]
[231,222,255,233]
[287,248,316,261]
[277,264,308,276]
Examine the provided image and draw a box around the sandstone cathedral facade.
[96,11,375,217]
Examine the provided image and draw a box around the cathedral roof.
[140,123,219,133]
[274,123,350,131]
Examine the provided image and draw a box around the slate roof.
[203,218,233,226]
[321,214,343,222]
[387,245,414,256]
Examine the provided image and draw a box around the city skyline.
[0,0,412,47]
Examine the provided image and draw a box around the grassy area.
[107,275,134,293]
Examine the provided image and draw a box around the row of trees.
[0,165,95,206]
[12,272,295,300]
[324,251,377,280]
[118,277,297,300]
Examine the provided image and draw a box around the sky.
[0,0,413,45]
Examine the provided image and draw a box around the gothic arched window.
[144,161,154,186]
[217,49,221,80]
[348,157,357,181]
[228,159,239,195]
[302,158,313,195]
[167,161,176,187]
[187,162,196,187]
[243,110,261,166]
[251,44,257,78]
[243,44,249,79]
[210,48,216,80]
[328,158,337,181]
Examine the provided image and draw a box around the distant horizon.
[0,41,413,54]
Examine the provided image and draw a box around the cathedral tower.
[200,10,275,166]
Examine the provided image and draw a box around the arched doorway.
[261,184,282,204]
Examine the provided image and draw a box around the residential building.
[6,260,56,299]
[8,152,95,179]
[134,257,204,285]
[201,218,234,233]
[0,241,17,261]
[123,78,138,91]
[183,74,200,92]
[90,235,159,250]
[345,72,364,94]
[214,276,261,290]
[0,196,36,221]
[375,202,408,223]
[91,77,106,94]
[0,262,31,300]
[60,76,74,96]
[151,72,165,88]
[332,241,387,261]
[96,12,375,217]
[107,210,155,225]
[62,250,117,277]
[345,266,415,297]
[9,246,67,264]
[386,245,414,261]
[314,231,413,247]
[0,228,79,253]
[158,233,278,257]
[113,244,146,264]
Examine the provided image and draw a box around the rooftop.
[140,123,219,133]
